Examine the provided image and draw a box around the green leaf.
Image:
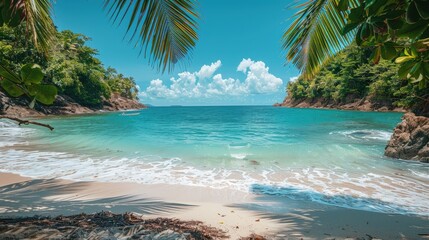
[349,6,365,23]
[409,61,423,77]
[0,63,21,83]
[342,22,360,34]
[423,62,429,78]
[104,0,199,73]
[410,74,423,83]
[395,56,415,63]
[281,0,358,79]
[28,84,58,105]
[398,61,415,79]
[397,21,428,39]
[381,42,397,60]
[386,10,405,20]
[0,79,25,97]
[366,0,387,16]
[21,64,44,84]
[371,46,381,64]
[337,0,349,11]
[387,18,404,30]
[360,23,373,41]
[415,0,429,20]
[355,26,363,46]
[406,1,421,24]
[29,97,36,109]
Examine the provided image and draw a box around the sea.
[1,106,428,216]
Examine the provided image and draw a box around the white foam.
[330,130,392,141]
[0,147,428,216]
[0,120,35,147]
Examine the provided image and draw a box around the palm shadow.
[0,178,193,217]
[229,184,429,239]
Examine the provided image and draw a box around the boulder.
[385,113,429,162]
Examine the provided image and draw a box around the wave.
[0,147,428,216]
[330,129,392,141]
[0,120,35,147]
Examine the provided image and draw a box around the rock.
[277,95,406,113]
[385,113,429,162]
[0,91,146,118]
[102,93,146,111]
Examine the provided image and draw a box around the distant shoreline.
[274,96,407,113]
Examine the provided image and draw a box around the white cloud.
[237,58,254,73]
[239,59,283,94]
[196,60,222,79]
[140,59,283,99]
[289,76,299,83]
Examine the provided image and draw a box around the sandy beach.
[0,172,428,239]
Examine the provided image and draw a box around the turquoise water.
[1,106,428,216]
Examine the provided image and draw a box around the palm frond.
[104,0,199,72]
[9,0,57,54]
[282,0,357,79]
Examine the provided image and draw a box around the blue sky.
[53,0,299,106]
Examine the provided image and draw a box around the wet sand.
[0,172,428,239]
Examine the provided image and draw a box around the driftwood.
[0,116,54,130]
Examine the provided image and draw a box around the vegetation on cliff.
[286,45,429,113]
[0,24,139,108]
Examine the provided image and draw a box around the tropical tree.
[0,0,199,71]
[0,0,199,113]
[282,0,429,88]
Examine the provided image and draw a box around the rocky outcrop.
[276,95,406,112]
[102,93,146,111]
[385,113,429,162]
[0,91,146,117]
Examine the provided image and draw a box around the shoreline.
[274,96,408,113]
[1,172,428,239]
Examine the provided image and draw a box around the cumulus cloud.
[289,76,299,83]
[196,60,221,79]
[239,59,283,94]
[140,59,283,99]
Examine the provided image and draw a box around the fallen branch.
[0,116,54,131]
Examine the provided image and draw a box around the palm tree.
[281,0,359,80]
[0,0,56,54]
[1,0,199,73]
[282,0,429,83]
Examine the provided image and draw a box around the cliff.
[0,91,146,118]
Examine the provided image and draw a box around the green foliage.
[338,0,429,87]
[0,24,140,108]
[104,0,199,72]
[284,0,429,89]
[0,63,57,106]
[282,0,360,79]
[286,45,428,109]
[105,67,139,100]
[0,0,56,53]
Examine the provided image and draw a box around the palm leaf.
[5,0,57,54]
[104,0,199,72]
[282,0,358,79]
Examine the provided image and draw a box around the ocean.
[1,106,428,216]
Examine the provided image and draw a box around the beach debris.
[0,211,229,239]
[240,233,267,240]
[255,219,260,222]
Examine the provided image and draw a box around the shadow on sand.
[229,184,429,239]
[0,178,193,217]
